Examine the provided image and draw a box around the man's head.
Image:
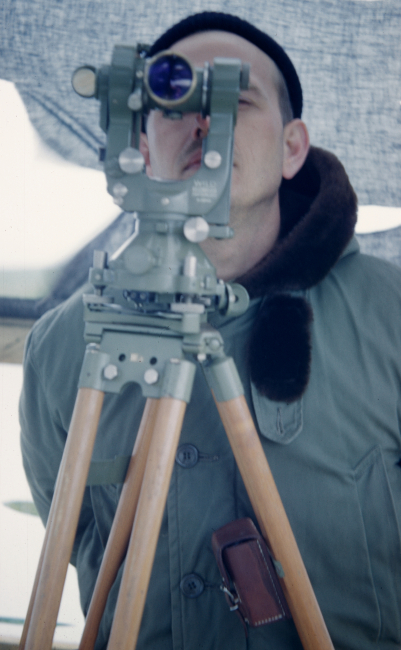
[148,12,303,124]
[140,13,310,280]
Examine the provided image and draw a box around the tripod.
[19,254,334,650]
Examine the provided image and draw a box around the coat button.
[176,444,199,468]
[180,573,204,598]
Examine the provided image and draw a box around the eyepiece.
[145,51,196,108]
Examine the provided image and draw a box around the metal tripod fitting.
[221,282,249,317]
[159,357,195,402]
[201,354,244,402]
[78,332,195,401]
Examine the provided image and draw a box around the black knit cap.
[149,12,303,119]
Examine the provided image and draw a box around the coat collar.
[238,146,358,297]
[243,146,358,404]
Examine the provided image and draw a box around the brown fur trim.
[242,147,357,402]
[238,147,357,298]
[249,295,313,403]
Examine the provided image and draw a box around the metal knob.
[118,147,145,174]
[183,217,210,243]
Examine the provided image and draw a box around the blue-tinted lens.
[148,55,193,102]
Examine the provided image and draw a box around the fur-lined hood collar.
[240,146,358,403]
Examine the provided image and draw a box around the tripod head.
[72,43,250,338]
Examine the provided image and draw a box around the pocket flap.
[251,382,303,445]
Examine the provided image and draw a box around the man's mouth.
[182,151,202,174]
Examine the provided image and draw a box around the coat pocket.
[250,381,303,445]
[354,445,401,643]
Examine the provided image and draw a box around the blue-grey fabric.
[1,0,400,207]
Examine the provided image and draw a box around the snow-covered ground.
[0,79,120,296]
[0,363,84,647]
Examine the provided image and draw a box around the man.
[20,11,401,650]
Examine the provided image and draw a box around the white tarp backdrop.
[1,0,400,208]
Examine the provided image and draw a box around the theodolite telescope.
[71,44,252,345]
[72,44,249,229]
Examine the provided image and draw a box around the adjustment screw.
[112,182,129,206]
[103,364,118,380]
[208,338,221,351]
[144,368,159,385]
[204,150,222,169]
[127,90,142,111]
[184,217,210,243]
[118,147,144,174]
[113,182,128,197]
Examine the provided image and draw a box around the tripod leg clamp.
[78,344,111,390]
[161,358,196,402]
[202,356,244,402]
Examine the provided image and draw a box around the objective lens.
[146,53,195,106]
[71,66,97,97]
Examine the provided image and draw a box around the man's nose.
[191,114,210,140]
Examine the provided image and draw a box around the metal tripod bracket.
[78,319,244,404]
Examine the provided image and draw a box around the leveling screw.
[103,364,119,380]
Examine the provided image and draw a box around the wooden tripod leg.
[106,397,187,650]
[79,398,159,650]
[19,516,50,650]
[216,395,334,650]
[22,387,104,650]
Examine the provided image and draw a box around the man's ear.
[282,119,310,180]
[140,132,153,176]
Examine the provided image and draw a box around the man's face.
[142,31,287,218]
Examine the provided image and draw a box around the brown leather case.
[212,518,291,627]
